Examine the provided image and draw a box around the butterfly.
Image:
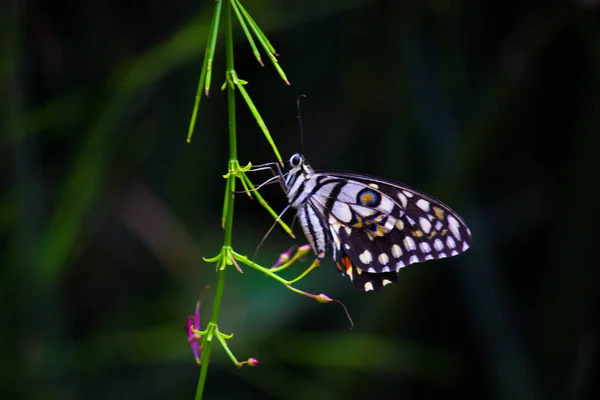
[277,153,472,292]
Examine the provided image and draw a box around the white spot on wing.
[409,255,419,264]
[378,253,389,265]
[434,238,444,251]
[332,202,353,223]
[367,267,376,273]
[416,199,430,212]
[403,236,416,251]
[368,183,379,189]
[364,282,374,291]
[419,242,431,253]
[397,192,408,209]
[359,250,373,264]
[379,196,395,213]
[384,218,396,231]
[446,236,456,249]
[447,215,462,241]
[396,260,405,270]
[419,217,432,234]
[391,244,402,258]
[403,190,414,198]
[382,266,391,272]
[462,241,469,251]
[382,279,393,286]
[425,254,434,260]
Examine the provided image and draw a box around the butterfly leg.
[244,162,289,193]
[247,161,285,178]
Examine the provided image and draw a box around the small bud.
[239,357,259,368]
[272,246,295,268]
[315,293,332,304]
[295,244,312,258]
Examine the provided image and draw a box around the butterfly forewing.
[282,154,472,292]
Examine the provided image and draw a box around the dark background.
[2,0,599,399]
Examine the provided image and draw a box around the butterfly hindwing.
[335,251,398,292]
[312,173,472,280]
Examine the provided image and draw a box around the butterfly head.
[284,153,315,190]
[288,153,314,175]
[288,153,304,168]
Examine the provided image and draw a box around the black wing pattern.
[308,172,472,292]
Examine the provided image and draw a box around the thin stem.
[240,173,294,236]
[194,337,213,397]
[194,0,235,398]
[205,0,224,96]
[235,1,277,54]
[233,252,290,285]
[233,251,318,288]
[220,173,230,228]
[186,16,214,143]
[234,0,289,84]
[215,328,241,365]
[230,0,263,66]
[286,259,321,284]
[233,78,283,163]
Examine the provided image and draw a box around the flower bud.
[272,246,294,268]
[246,358,258,367]
[315,293,332,303]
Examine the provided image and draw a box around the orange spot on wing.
[352,216,364,229]
[360,192,375,205]
[375,226,387,236]
[341,255,353,274]
[373,214,385,223]
[433,206,445,220]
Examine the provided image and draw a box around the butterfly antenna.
[296,95,306,153]
[253,204,292,262]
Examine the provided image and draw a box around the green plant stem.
[204,0,224,95]
[195,338,213,396]
[194,0,236,398]
[230,0,263,66]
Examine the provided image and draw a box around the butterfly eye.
[289,153,302,167]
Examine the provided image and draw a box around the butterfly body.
[282,153,472,292]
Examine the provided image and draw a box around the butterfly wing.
[308,172,472,291]
[334,250,398,292]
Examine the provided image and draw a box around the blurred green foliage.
[1,0,599,399]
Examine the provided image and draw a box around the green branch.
[185,1,343,398]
